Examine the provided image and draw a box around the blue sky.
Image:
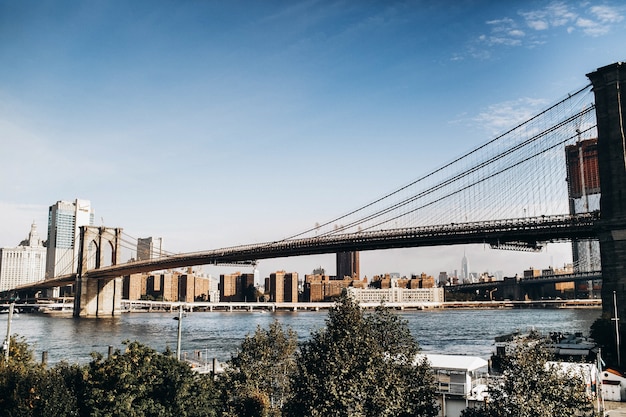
[1,0,625,280]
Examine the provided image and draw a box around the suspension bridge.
[10,62,626,320]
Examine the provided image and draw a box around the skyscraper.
[565,138,601,272]
[45,199,95,279]
[0,222,47,291]
[336,251,360,280]
[461,252,470,282]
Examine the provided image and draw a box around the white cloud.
[590,5,624,23]
[464,1,624,60]
[471,97,549,135]
[520,2,577,31]
[575,17,607,36]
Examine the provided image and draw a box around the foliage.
[283,294,439,417]
[85,340,220,417]
[463,342,595,417]
[0,337,221,417]
[0,336,83,417]
[0,335,34,367]
[590,314,620,368]
[219,320,298,417]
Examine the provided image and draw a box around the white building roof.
[417,354,489,372]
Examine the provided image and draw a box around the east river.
[1,307,601,365]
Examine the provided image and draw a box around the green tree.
[0,336,82,417]
[219,320,298,417]
[590,314,621,369]
[462,343,595,417]
[85,340,220,417]
[283,294,439,417]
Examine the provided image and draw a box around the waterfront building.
[123,271,210,302]
[269,271,298,302]
[601,368,626,401]
[0,222,47,291]
[219,272,255,302]
[45,199,95,279]
[303,273,367,302]
[369,273,435,290]
[347,278,444,303]
[417,354,489,417]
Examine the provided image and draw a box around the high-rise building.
[139,237,162,260]
[0,222,47,291]
[269,271,299,302]
[336,251,359,279]
[461,252,470,282]
[45,199,94,279]
[565,138,601,272]
[219,272,255,302]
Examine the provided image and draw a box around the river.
[1,307,601,365]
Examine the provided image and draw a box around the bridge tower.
[587,62,626,322]
[73,226,123,317]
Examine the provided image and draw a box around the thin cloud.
[470,97,549,135]
[590,5,624,23]
[462,1,624,60]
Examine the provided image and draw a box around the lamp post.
[176,303,183,361]
[613,291,621,368]
[3,303,15,363]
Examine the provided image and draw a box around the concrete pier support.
[587,63,626,323]
[75,276,123,317]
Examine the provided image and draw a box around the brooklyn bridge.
[8,62,626,325]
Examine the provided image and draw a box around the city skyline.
[2,1,625,280]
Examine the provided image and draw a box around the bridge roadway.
[18,212,599,290]
[90,212,599,278]
[449,270,603,292]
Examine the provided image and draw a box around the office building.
[0,222,47,291]
[136,237,162,261]
[461,252,470,282]
[45,199,94,279]
[336,251,359,280]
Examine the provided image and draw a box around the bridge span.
[87,212,598,279]
[12,212,599,317]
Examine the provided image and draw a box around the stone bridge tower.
[73,226,123,317]
[587,62,626,325]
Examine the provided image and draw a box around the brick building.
[268,271,298,302]
[123,271,211,302]
[220,272,255,302]
[303,273,367,302]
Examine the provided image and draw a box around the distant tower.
[0,222,47,291]
[45,199,94,279]
[336,251,360,279]
[137,237,154,261]
[461,252,470,281]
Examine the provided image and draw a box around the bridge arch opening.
[100,240,114,268]
[86,240,98,270]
